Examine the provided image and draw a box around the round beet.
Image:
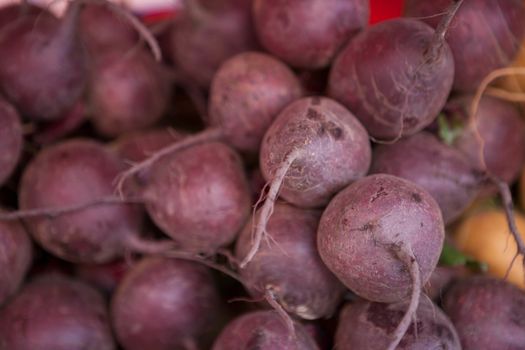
[317,174,444,349]
[235,203,345,320]
[240,96,370,267]
[446,95,525,187]
[0,218,32,306]
[142,141,251,253]
[0,2,86,121]
[253,0,369,69]
[0,274,115,350]
[79,2,138,53]
[209,51,303,153]
[111,257,223,350]
[370,132,483,223]
[405,0,525,92]
[0,98,23,187]
[212,310,319,350]
[260,96,371,207]
[443,276,525,349]
[170,0,258,88]
[328,17,454,140]
[88,49,171,137]
[335,297,461,350]
[317,174,444,302]
[19,139,143,264]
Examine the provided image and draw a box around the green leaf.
[439,243,488,272]
[437,114,464,145]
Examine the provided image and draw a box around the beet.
[111,257,223,350]
[370,132,483,223]
[235,203,345,320]
[335,297,461,349]
[260,96,371,208]
[405,0,525,92]
[443,276,525,349]
[328,15,455,140]
[253,0,369,69]
[79,1,138,53]
[209,51,303,154]
[0,97,23,187]
[445,95,525,187]
[318,173,444,301]
[18,139,143,264]
[0,1,86,121]
[170,0,258,88]
[0,218,32,306]
[241,96,370,267]
[317,174,444,348]
[88,48,171,137]
[141,141,251,253]
[0,274,115,350]
[212,310,319,350]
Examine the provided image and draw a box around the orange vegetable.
[454,209,525,289]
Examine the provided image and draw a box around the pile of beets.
[1,0,525,349]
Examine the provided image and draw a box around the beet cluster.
[1,1,525,349]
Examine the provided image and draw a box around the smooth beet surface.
[370,132,483,224]
[0,2,86,121]
[209,51,303,154]
[260,96,371,208]
[0,274,115,350]
[335,297,461,350]
[443,276,525,349]
[111,257,223,350]
[317,174,444,303]
[328,18,454,140]
[141,141,251,253]
[88,48,171,137]
[235,203,345,320]
[170,0,258,88]
[212,310,319,350]
[0,97,23,187]
[19,139,143,264]
[0,219,32,306]
[253,0,369,69]
[405,0,525,92]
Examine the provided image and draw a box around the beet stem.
[485,87,525,102]
[387,244,421,350]
[424,0,464,61]
[492,177,525,281]
[114,127,224,196]
[469,66,525,284]
[0,196,142,221]
[240,148,303,268]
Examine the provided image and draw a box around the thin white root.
[0,196,142,221]
[240,148,302,268]
[386,244,421,350]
